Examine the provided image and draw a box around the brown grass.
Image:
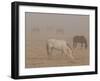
[25,40,89,68]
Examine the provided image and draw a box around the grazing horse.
[73,36,87,48]
[47,39,74,60]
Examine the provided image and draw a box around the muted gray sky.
[25,12,89,39]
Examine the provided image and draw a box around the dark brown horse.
[73,36,87,48]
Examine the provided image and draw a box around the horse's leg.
[46,44,51,56]
[63,48,67,57]
[73,41,75,48]
[73,41,76,48]
[81,42,83,48]
[85,41,87,48]
[67,48,75,61]
[61,49,64,55]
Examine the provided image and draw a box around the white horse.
[47,39,74,60]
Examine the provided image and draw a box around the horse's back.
[47,39,67,48]
[48,39,66,45]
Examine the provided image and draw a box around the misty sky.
[25,12,89,40]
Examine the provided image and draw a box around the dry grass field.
[25,39,89,68]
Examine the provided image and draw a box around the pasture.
[25,38,89,68]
